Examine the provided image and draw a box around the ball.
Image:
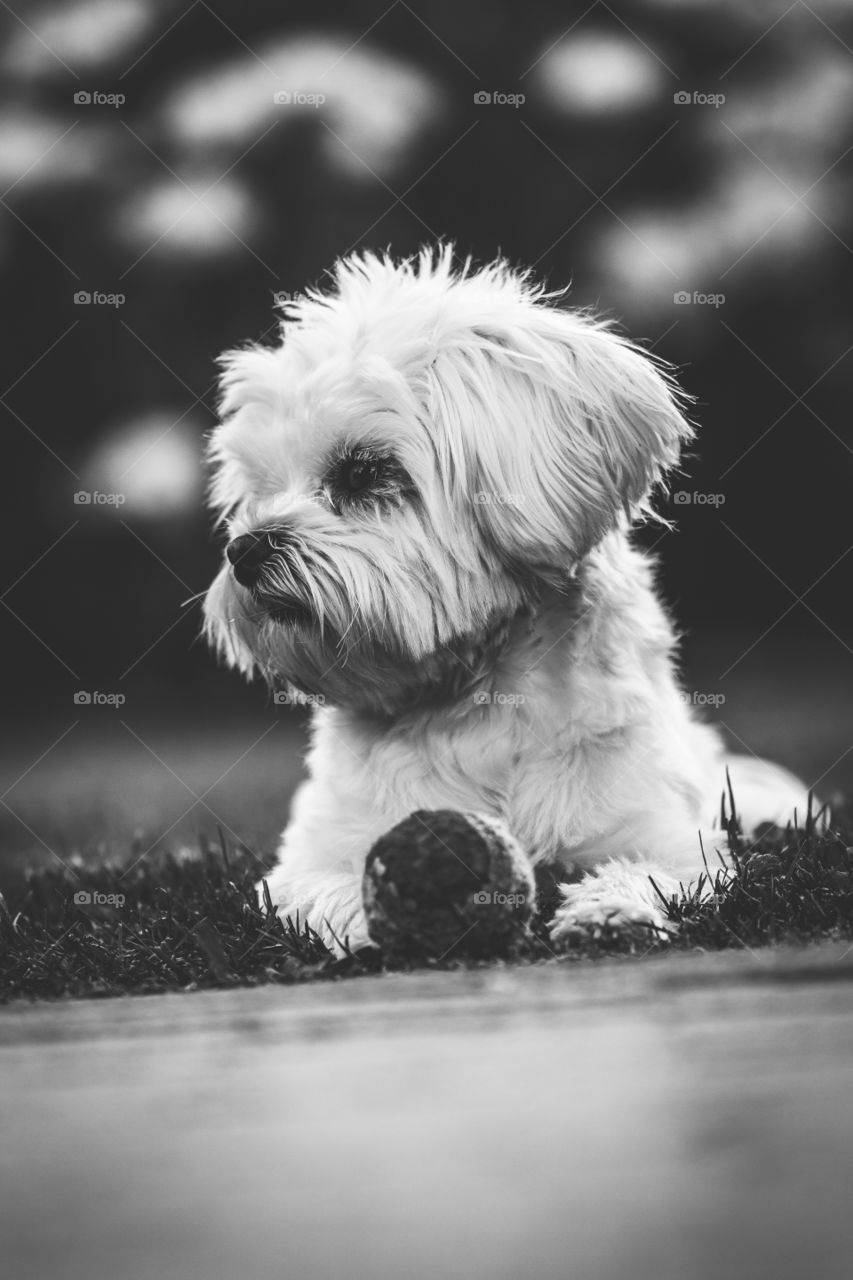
[362,809,536,959]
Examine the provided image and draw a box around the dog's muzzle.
[226,532,275,588]
[226,529,308,623]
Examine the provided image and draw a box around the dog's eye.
[344,459,374,494]
[323,447,414,512]
[325,449,387,505]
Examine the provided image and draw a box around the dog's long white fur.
[204,247,808,952]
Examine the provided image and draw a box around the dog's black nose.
[227,532,273,588]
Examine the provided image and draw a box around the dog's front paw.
[549,875,675,946]
[259,873,372,957]
[283,899,372,956]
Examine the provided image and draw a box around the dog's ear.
[434,306,693,577]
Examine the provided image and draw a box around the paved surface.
[2,945,853,1280]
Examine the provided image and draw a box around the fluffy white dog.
[204,246,807,953]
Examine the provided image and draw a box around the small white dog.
[204,246,807,953]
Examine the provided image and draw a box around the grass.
[1,800,852,1002]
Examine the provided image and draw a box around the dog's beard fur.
[203,246,692,717]
[218,589,533,718]
[206,498,539,717]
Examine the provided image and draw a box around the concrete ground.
[2,944,853,1280]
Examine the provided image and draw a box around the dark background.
[1,0,851,871]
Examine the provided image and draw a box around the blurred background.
[1,0,851,877]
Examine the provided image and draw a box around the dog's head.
[204,247,692,714]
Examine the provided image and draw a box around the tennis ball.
[363,809,535,959]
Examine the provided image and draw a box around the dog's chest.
[365,693,587,841]
[368,710,521,816]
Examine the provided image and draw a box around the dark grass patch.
[1,804,852,1002]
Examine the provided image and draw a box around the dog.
[204,246,808,953]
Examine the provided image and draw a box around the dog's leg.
[258,779,393,956]
[722,754,815,830]
[263,862,370,954]
[548,743,816,945]
[548,812,725,943]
